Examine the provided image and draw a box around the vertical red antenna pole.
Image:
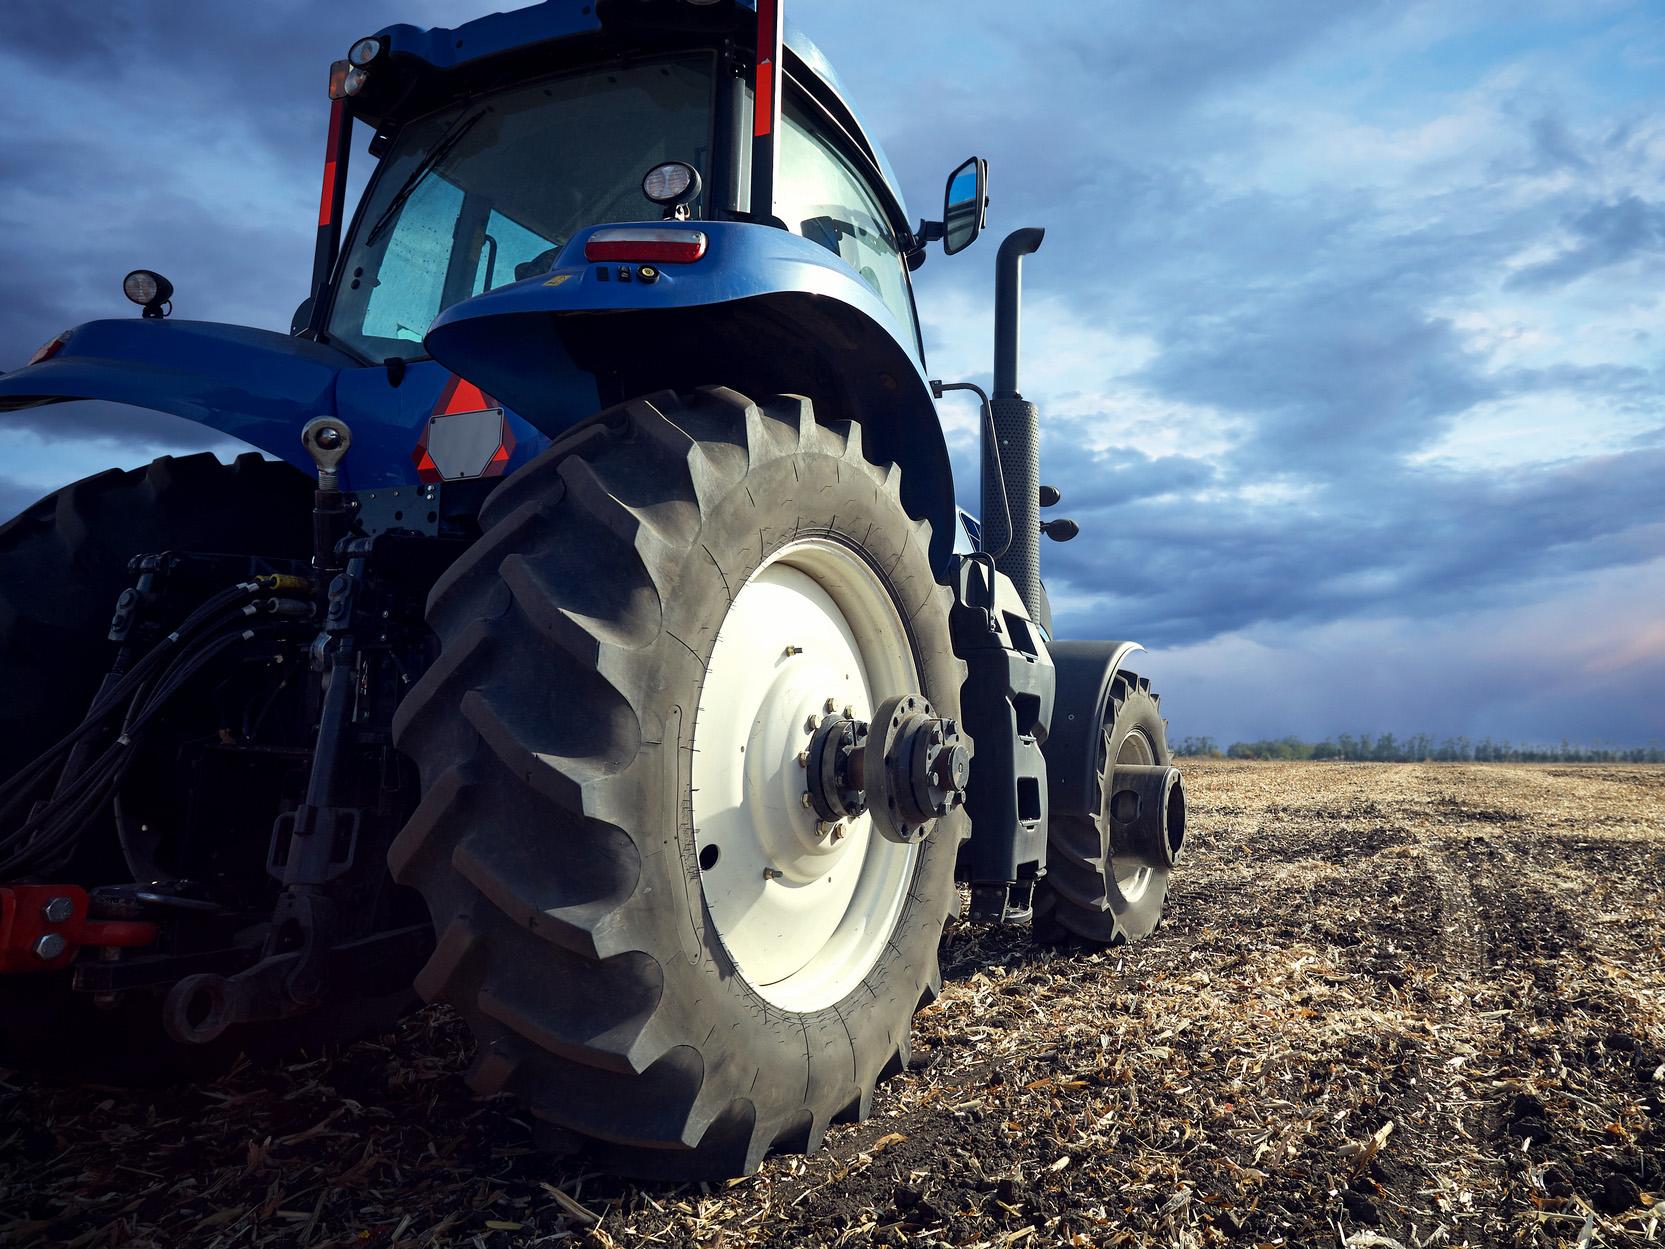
[749,0,782,220]
[308,90,352,332]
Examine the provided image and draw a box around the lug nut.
[34,933,67,961]
[824,697,838,714]
[797,750,810,768]
[801,792,813,808]
[830,824,846,842]
[762,867,783,880]
[41,896,74,923]
[805,714,821,733]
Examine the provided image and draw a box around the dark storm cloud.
[1525,114,1593,175]
[1042,445,1665,645]
[1506,195,1665,290]
[1034,440,1217,508]
[0,2,415,361]
[1138,287,1492,474]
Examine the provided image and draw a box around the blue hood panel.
[0,319,345,447]
[0,319,553,490]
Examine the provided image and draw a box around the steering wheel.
[515,242,568,283]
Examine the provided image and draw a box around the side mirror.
[942,156,987,255]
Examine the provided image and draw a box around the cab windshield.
[327,56,714,361]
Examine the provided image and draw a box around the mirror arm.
[903,220,944,271]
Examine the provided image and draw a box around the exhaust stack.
[984,227,1045,622]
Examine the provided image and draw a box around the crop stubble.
[2,762,1661,1247]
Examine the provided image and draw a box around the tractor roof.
[370,0,908,222]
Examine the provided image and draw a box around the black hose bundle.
[0,578,311,879]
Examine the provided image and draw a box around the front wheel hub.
[866,694,970,844]
[1107,764,1186,870]
[803,695,971,844]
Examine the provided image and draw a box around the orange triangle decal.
[436,374,492,415]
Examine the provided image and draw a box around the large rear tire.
[390,388,964,1178]
[0,452,313,781]
[1033,669,1177,944]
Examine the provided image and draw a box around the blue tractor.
[0,0,1184,1176]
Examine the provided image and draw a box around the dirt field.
[3,761,1662,1248]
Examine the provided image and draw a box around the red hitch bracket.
[0,885,158,974]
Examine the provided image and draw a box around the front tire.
[390,388,964,1177]
[1033,669,1177,944]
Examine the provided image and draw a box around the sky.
[0,1,1661,747]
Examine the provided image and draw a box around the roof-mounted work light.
[348,37,383,66]
[642,161,702,218]
[122,270,174,319]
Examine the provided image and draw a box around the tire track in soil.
[1339,766,1511,1246]
[1457,804,1665,1244]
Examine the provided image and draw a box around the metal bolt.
[314,426,343,450]
[805,714,821,733]
[783,644,803,657]
[830,824,846,843]
[801,792,814,808]
[762,867,783,880]
[816,821,832,837]
[824,697,838,714]
[797,750,810,768]
[41,896,74,923]
[33,933,67,961]
[842,706,854,720]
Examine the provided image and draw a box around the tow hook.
[804,693,971,845]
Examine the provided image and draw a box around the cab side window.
[775,97,917,341]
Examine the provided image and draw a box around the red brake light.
[584,228,708,264]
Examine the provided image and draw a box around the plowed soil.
[4,762,1662,1247]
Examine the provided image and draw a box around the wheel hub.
[803,694,970,846]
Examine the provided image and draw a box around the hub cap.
[1112,729,1157,901]
[691,539,920,1012]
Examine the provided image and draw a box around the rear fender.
[1044,640,1147,821]
[425,221,957,570]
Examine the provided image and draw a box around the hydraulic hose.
[0,574,307,876]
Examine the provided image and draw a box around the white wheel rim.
[691,538,919,1012]
[1114,729,1157,902]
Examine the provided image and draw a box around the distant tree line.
[1172,734,1664,763]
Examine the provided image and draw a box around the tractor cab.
[309,4,953,370]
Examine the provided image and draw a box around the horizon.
[0,0,1660,746]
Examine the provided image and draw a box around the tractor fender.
[0,319,351,474]
[0,320,559,492]
[424,220,957,571]
[1043,640,1147,821]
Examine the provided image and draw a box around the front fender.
[0,319,349,472]
[425,221,957,569]
[1044,640,1147,821]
